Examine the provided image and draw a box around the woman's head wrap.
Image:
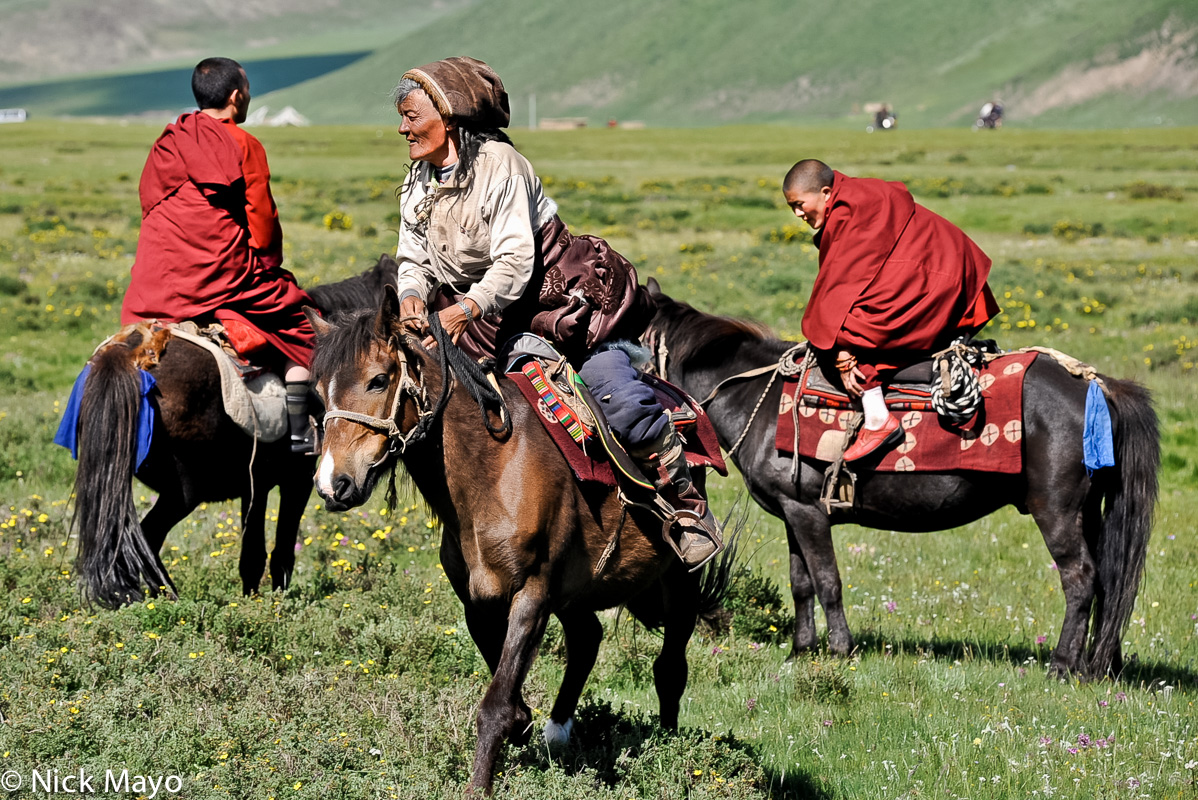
[401,57,510,129]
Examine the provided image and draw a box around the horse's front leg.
[785,535,819,654]
[780,497,854,655]
[470,578,551,795]
[238,491,268,596]
[652,564,701,728]
[270,460,314,591]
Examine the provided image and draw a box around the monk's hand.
[836,349,866,397]
[399,296,428,338]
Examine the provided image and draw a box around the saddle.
[799,360,935,411]
[503,335,725,489]
[105,321,288,443]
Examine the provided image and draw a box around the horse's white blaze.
[543,717,574,748]
[316,447,337,497]
[315,375,340,497]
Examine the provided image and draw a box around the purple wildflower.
[1077,734,1091,748]
[884,600,897,614]
[746,698,757,711]
[823,720,834,727]
[1035,635,1047,645]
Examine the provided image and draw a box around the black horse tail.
[72,344,175,608]
[1087,378,1159,677]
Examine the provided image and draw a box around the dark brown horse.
[645,281,1159,679]
[306,287,734,795]
[71,257,397,608]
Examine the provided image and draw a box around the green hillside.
[3,0,1196,127]
[259,0,1198,128]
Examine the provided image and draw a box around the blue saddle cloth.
[53,364,157,470]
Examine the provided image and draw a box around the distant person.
[782,159,1000,461]
[390,56,721,568]
[977,101,1004,129]
[873,105,896,131]
[121,57,317,453]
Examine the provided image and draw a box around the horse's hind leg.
[545,609,603,746]
[651,565,700,729]
[470,580,551,794]
[139,491,192,594]
[1030,498,1097,677]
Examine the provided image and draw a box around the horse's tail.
[1087,378,1159,677]
[72,344,174,608]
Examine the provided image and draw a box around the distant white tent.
[242,106,309,127]
[243,106,270,126]
[0,108,28,123]
[266,107,309,127]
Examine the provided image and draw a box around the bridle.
[321,319,441,466]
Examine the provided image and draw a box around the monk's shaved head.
[783,159,834,194]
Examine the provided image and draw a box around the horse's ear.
[303,306,333,336]
[646,277,662,297]
[377,283,403,339]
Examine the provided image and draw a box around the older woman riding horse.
[308,291,733,796]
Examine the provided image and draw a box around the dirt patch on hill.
[1014,22,1198,117]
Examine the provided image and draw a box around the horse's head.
[306,287,440,511]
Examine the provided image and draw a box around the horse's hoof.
[508,704,534,747]
[543,717,574,748]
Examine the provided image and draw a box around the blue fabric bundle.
[53,364,157,470]
[1082,379,1115,474]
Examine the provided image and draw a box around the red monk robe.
[120,112,314,366]
[802,172,999,378]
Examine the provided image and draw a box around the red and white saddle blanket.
[776,352,1038,473]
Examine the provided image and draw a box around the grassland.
[0,121,1196,799]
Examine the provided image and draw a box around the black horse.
[645,281,1159,678]
[70,255,397,608]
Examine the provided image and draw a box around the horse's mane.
[309,308,379,383]
[308,255,398,319]
[655,294,777,365]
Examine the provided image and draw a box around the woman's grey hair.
[391,77,422,108]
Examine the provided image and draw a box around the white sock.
[862,387,889,430]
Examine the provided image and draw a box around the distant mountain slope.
[259,0,1198,128]
[0,0,473,84]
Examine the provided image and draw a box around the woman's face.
[398,90,455,166]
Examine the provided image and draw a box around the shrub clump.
[723,566,793,645]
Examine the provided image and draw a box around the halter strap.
[322,344,431,459]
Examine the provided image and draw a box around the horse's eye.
[367,373,389,392]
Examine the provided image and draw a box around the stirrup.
[659,498,724,572]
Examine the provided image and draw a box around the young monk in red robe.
[783,159,1000,461]
[121,57,317,453]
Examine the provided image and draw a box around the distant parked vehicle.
[975,101,1003,129]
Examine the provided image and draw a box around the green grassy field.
[1,121,1196,799]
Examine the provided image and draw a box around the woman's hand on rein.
[424,298,479,349]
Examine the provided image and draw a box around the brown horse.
[645,281,1159,679]
[70,257,396,608]
[306,287,734,795]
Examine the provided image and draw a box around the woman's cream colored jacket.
[395,140,558,317]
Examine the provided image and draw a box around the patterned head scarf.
[401,56,510,129]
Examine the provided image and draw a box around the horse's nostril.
[332,474,355,503]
